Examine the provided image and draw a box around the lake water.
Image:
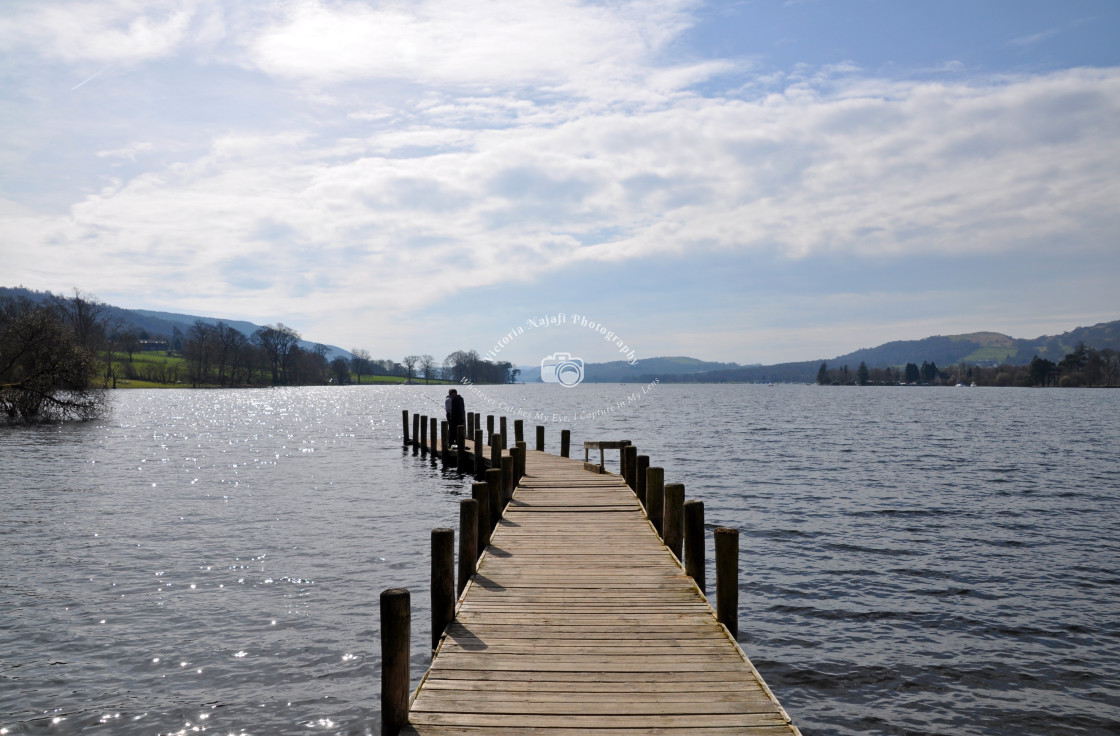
[2,384,1118,735]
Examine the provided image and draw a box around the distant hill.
[664,320,1120,383]
[0,286,353,362]
[517,320,1120,384]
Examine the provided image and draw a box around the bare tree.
[253,323,301,384]
[350,348,371,384]
[1,296,106,423]
[419,354,436,383]
[402,354,420,382]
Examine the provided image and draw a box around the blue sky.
[2,0,1118,365]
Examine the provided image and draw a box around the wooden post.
[514,419,524,444]
[440,420,449,460]
[560,429,570,458]
[515,441,527,480]
[467,412,474,438]
[458,499,478,596]
[715,527,739,638]
[431,528,454,652]
[401,409,409,447]
[683,500,705,592]
[456,424,467,471]
[380,587,410,736]
[473,429,484,479]
[419,414,428,454]
[646,466,665,535]
[429,417,437,461]
[486,414,495,445]
[490,434,503,476]
[663,482,685,561]
[623,445,637,489]
[535,425,544,452]
[499,417,507,449]
[411,413,420,453]
[485,468,502,531]
[472,481,490,553]
[636,454,650,506]
[501,455,515,503]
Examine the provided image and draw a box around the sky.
[2,0,1119,367]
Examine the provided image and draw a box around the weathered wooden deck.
[401,447,800,735]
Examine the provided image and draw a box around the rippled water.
[2,384,1118,735]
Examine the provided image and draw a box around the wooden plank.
[404,446,800,736]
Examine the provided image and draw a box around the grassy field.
[102,351,444,388]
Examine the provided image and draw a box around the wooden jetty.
[388,412,801,735]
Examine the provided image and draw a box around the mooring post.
[646,466,665,535]
[624,445,637,489]
[429,417,437,461]
[561,429,571,458]
[486,414,494,445]
[380,587,410,736]
[466,412,474,438]
[636,454,650,506]
[663,483,685,561]
[499,417,507,449]
[401,410,409,447]
[514,419,524,444]
[456,424,467,470]
[683,500,705,592]
[715,527,739,638]
[490,434,503,477]
[485,468,502,532]
[458,499,478,596]
[412,413,420,453]
[440,420,449,460]
[515,441,527,480]
[473,429,485,479]
[536,425,545,452]
[471,481,490,553]
[501,455,515,504]
[431,528,454,652]
[419,414,428,454]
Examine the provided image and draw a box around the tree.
[419,354,436,383]
[1,297,106,423]
[253,323,301,384]
[213,322,247,386]
[402,355,420,382]
[904,363,920,383]
[1028,356,1056,387]
[350,348,371,384]
[119,331,141,362]
[330,356,351,384]
[52,289,120,387]
[184,320,215,387]
[816,362,829,385]
[856,361,870,386]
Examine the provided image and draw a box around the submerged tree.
[0,296,106,423]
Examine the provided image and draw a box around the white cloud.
[0,1,199,64]
[12,66,1118,324]
[244,0,702,95]
[2,1,1118,358]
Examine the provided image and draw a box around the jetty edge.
[384,410,801,735]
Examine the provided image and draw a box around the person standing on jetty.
[446,388,466,445]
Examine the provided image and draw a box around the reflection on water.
[1,384,1118,736]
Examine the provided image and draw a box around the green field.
[102,351,439,388]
